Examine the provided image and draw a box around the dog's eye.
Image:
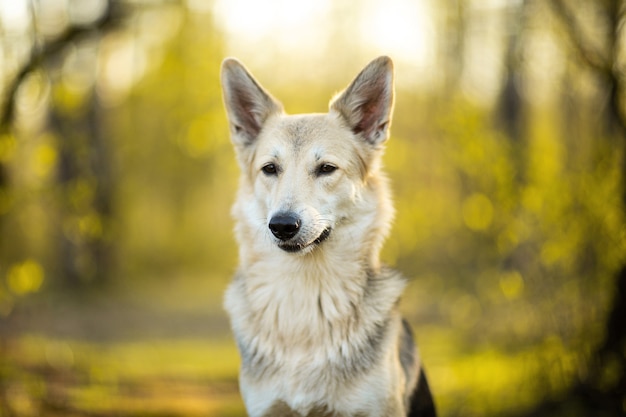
[317,163,337,176]
[262,163,278,175]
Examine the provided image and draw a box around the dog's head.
[221,57,395,257]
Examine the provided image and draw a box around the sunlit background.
[1,0,625,416]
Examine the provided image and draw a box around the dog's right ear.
[221,58,283,148]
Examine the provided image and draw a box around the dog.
[220,56,436,417]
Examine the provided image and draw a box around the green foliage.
[388,96,623,415]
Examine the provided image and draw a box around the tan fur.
[220,57,434,417]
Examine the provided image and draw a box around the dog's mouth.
[278,227,332,253]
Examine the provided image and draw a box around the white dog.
[221,56,436,417]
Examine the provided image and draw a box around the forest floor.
[0,275,247,416]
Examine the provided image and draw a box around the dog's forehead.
[259,113,351,156]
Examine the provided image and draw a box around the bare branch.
[548,0,610,73]
[0,1,123,133]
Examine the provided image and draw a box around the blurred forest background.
[0,0,625,416]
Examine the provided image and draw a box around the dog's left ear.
[330,56,395,146]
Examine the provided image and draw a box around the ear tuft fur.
[221,58,283,147]
[330,56,395,146]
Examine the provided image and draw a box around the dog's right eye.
[261,163,278,175]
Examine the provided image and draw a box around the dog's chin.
[277,228,332,254]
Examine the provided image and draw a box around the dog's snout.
[269,213,301,241]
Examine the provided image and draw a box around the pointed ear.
[221,58,283,147]
[330,56,395,146]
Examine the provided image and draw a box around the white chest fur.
[224,252,407,416]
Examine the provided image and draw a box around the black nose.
[269,213,301,241]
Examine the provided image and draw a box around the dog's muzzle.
[268,212,331,253]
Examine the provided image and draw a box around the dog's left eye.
[317,163,337,176]
[262,163,278,175]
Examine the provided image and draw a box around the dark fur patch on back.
[407,369,437,417]
[399,319,419,399]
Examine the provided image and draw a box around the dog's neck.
[226,231,404,349]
